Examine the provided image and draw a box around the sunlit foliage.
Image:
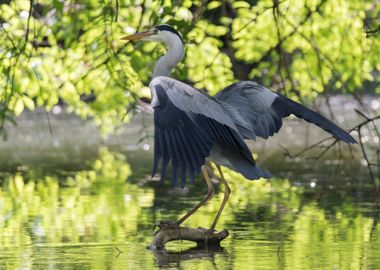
[0,152,379,268]
[232,0,380,98]
[0,147,134,247]
[0,0,379,133]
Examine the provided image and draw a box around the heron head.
[121,24,183,45]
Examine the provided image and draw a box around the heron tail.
[234,162,272,180]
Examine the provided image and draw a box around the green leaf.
[207,1,222,10]
[14,99,24,116]
[22,95,35,110]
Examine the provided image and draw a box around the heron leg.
[209,165,231,232]
[174,166,214,225]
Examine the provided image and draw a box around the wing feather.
[151,76,240,131]
[216,81,356,143]
[151,77,270,186]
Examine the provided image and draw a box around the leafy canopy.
[0,0,379,133]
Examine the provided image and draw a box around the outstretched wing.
[150,77,270,187]
[215,81,356,143]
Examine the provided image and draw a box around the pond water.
[0,109,379,269]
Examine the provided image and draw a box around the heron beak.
[121,29,155,41]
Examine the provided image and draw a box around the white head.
[122,24,185,78]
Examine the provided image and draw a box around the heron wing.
[150,77,270,186]
[215,81,356,143]
[150,77,242,131]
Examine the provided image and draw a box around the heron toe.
[203,228,216,244]
[153,220,180,230]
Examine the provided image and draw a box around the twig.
[370,198,379,239]
[308,140,340,160]
[283,113,380,159]
[114,0,119,22]
[281,136,334,159]
[115,247,123,257]
[358,127,375,185]
[25,0,34,42]
[234,1,287,33]
[191,0,208,26]
[251,0,328,70]
[377,149,380,180]
[282,109,380,191]
[45,111,54,137]
[332,142,342,183]
[276,239,283,261]
[273,0,286,91]
[354,109,379,189]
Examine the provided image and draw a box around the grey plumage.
[216,81,357,143]
[151,77,272,186]
[150,77,239,130]
[150,77,355,186]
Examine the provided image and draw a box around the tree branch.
[149,226,229,250]
[25,0,34,42]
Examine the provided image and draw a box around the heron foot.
[153,220,179,230]
[205,228,216,244]
[153,220,182,240]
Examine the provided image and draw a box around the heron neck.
[152,39,184,78]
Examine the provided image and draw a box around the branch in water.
[149,226,229,250]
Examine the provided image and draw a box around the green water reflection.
[0,147,379,269]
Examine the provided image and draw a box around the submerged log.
[149,223,229,250]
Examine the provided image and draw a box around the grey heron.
[122,24,356,233]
